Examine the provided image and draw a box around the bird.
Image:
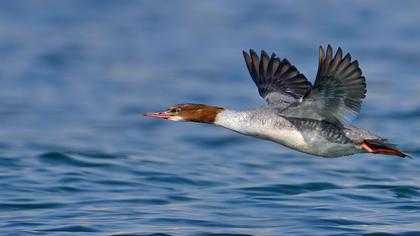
[145,45,408,158]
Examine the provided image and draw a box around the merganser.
[145,45,408,158]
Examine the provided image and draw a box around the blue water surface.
[1,1,420,235]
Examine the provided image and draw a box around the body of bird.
[215,107,375,157]
[145,45,408,158]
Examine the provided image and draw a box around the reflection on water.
[0,0,419,235]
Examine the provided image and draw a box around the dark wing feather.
[243,50,312,105]
[281,45,367,124]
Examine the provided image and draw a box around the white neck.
[214,109,259,135]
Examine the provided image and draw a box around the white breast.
[214,109,307,149]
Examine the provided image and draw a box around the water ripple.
[237,182,342,196]
[0,201,64,210]
[39,225,99,233]
[357,184,420,198]
[37,152,112,167]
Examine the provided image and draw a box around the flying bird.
[145,45,408,158]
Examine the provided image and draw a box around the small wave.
[357,184,420,198]
[166,194,198,202]
[36,152,111,167]
[111,198,169,205]
[145,174,221,187]
[38,225,98,233]
[147,217,236,228]
[199,234,254,236]
[111,234,173,236]
[68,151,125,159]
[237,182,341,196]
[0,201,63,210]
[182,135,246,148]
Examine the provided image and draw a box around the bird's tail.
[361,139,409,158]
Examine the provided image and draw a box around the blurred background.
[0,0,419,235]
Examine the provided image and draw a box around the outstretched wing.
[243,50,312,105]
[281,45,367,124]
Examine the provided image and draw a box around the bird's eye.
[169,108,181,114]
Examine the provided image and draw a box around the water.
[1,0,420,235]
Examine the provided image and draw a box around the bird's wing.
[243,50,312,105]
[281,45,367,124]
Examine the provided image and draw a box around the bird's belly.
[252,126,358,158]
[256,128,307,149]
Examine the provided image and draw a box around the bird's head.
[144,103,224,123]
